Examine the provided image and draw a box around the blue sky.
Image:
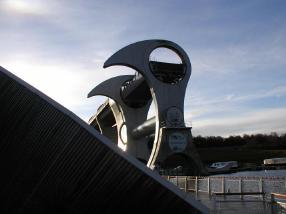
[0,0,286,136]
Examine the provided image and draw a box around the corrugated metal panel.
[0,66,208,214]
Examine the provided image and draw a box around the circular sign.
[168,132,187,152]
[166,107,183,126]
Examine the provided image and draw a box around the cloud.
[191,108,286,137]
[191,42,286,75]
[1,52,136,121]
[184,85,286,121]
[234,86,286,102]
[190,85,286,108]
[184,84,286,136]
[0,0,49,16]
[0,0,285,137]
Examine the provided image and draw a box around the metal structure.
[88,40,206,175]
[0,66,209,213]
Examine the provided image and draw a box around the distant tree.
[193,132,286,149]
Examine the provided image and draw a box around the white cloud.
[191,42,286,75]
[1,0,49,16]
[1,51,137,122]
[185,85,286,119]
[0,0,285,137]
[191,108,286,137]
[184,85,286,136]
[234,86,286,102]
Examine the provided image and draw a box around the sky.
[0,0,286,137]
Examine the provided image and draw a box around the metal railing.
[165,176,286,213]
[165,176,286,198]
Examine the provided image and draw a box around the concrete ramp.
[0,67,208,213]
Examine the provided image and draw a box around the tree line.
[193,132,286,149]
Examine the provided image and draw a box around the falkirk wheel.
[88,40,207,175]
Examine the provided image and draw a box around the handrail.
[213,192,265,196]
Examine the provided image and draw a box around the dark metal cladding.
[120,72,152,108]
[149,61,186,84]
[0,66,208,214]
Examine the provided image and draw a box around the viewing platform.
[165,172,286,213]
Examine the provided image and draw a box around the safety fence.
[165,176,286,213]
[166,176,286,197]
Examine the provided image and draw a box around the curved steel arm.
[103,39,191,86]
[88,75,133,105]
